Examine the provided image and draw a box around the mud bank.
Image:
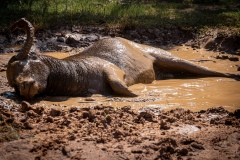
[0,101,240,160]
[1,26,240,55]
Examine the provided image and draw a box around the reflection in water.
[130,78,240,111]
[1,46,240,111]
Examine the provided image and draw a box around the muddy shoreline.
[1,26,240,55]
[0,27,240,159]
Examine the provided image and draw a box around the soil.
[0,100,239,160]
[0,27,240,160]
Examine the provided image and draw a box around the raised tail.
[11,18,34,60]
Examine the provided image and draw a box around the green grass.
[0,125,19,142]
[0,0,240,30]
[0,113,20,143]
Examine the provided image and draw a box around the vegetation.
[0,113,20,142]
[0,0,240,30]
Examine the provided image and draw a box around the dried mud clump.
[0,102,240,160]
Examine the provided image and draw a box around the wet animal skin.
[6,18,239,99]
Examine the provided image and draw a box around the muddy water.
[37,47,240,111]
[1,46,240,111]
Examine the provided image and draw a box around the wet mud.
[0,45,240,159]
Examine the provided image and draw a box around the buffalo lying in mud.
[6,18,239,99]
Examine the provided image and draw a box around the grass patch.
[0,125,19,142]
[0,113,20,143]
[0,0,240,30]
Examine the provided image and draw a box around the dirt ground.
[0,52,239,160]
[0,100,239,160]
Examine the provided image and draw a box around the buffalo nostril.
[14,87,20,94]
[20,81,34,90]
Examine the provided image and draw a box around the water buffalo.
[7,18,238,99]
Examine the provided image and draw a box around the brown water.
[38,46,240,111]
[1,46,240,111]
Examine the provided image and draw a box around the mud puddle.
[1,46,240,111]
[28,77,239,112]
[36,47,240,112]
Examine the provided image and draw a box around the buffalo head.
[7,18,49,99]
